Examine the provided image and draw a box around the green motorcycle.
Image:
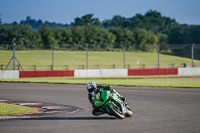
[92,89,133,119]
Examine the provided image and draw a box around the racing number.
[96,92,100,99]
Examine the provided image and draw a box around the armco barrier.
[20,70,74,78]
[128,68,178,76]
[74,69,128,77]
[0,70,19,79]
[178,68,200,75]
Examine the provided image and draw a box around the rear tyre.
[106,103,125,119]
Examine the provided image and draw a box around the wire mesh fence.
[0,44,199,71]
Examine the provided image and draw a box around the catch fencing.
[0,44,200,71]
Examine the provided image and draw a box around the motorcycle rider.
[87,81,126,116]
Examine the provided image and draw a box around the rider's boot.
[94,111,104,116]
[92,108,105,116]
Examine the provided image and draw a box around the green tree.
[55,28,72,49]
[70,25,116,50]
[84,25,115,50]
[168,25,187,44]
[133,28,158,51]
[38,26,58,49]
[71,14,100,26]
[71,26,86,50]
[0,25,15,49]
[102,15,127,28]
[129,10,177,34]
[109,27,135,49]
[13,26,42,49]
[168,24,200,59]
[102,10,177,44]
[0,25,42,49]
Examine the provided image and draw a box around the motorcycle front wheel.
[125,107,133,117]
[106,103,125,119]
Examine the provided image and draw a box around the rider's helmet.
[87,82,97,92]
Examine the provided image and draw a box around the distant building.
[26,16,31,21]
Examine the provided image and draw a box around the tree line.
[0,10,200,57]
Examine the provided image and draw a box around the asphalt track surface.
[0,83,200,133]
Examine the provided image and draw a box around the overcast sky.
[0,0,199,25]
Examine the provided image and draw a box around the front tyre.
[125,108,133,117]
[106,103,125,119]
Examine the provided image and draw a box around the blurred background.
[0,0,200,70]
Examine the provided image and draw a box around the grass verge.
[0,75,200,88]
[0,103,37,116]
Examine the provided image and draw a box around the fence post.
[113,64,115,69]
[157,44,160,68]
[143,64,145,69]
[13,43,16,70]
[52,45,54,70]
[4,43,24,71]
[86,44,88,69]
[192,43,195,67]
[18,64,20,70]
[51,65,53,70]
[66,65,68,70]
[183,63,187,67]
[123,44,126,69]
[34,65,36,71]
[1,64,3,70]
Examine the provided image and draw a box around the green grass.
[1,50,200,70]
[1,50,200,88]
[1,75,200,88]
[0,103,37,116]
